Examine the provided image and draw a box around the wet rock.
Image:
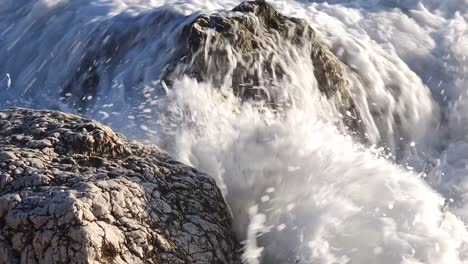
[63,1,361,134]
[173,1,342,95]
[165,0,361,132]
[57,8,186,112]
[0,108,239,263]
[0,151,17,162]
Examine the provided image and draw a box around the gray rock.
[59,1,362,136]
[165,0,361,133]
[0,151,18,162]
[0,108,239,263]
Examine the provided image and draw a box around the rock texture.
[0,108,239,263]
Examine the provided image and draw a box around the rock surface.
[0,108,239,263]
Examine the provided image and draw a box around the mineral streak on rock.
[0,108,239,263]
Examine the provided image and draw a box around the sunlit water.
[1,0,468,263]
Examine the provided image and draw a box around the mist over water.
[1,0,468,263]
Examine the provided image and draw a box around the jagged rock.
[0,108,239,263]
[62,1,361,134]
[169,0,346,98]
[165,0,360,132]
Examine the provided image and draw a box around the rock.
[0,108,239,263]
[61,1,362,135]
[0,151,17,162]
[165,0,360,132]
[57,8,186,112]
[171,0,342,96]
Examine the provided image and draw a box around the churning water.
[1,0,468,263]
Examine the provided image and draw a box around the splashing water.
[1,0,468,263]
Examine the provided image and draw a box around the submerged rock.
[0,108,239,263]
